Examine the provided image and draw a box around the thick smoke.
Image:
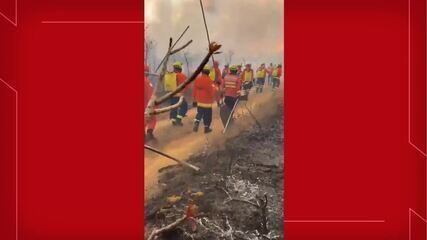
[145,0,284,72]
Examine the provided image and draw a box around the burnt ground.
[144,101,284,240]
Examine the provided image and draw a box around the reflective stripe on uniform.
[225,80,237,87]
[197,102,213,108]
[225,84,236,88]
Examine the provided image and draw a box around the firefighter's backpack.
[164,72,177,92]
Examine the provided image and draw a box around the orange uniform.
[176,72,190,93]
[193,74,218,108]
[144,76,156,131]
[222,74,242,98]
[144,76,153,108]
[214,66,222,85]
[276,67,282,78]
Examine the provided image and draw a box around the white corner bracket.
[0,0,17,27]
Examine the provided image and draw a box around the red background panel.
[410,210,427,240]
[0,82,17,240]
[36,0,141,21]
[0,0,426,239]
[0,0,16,24]
[1,1,19,240]
[410,0,426,153]
[1,0,144,239]
[285,0,426,239]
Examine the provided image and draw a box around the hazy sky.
[145,0,284,71]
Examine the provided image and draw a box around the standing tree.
[144,24,158,68]
[183,51,191,77]
[227,50,234,65]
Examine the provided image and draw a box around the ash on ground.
[145,104,284,240]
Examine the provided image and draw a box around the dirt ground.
[144,85,284,240]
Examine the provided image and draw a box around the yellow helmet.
[229,65,238,71]
[203,64,211,71]
[173,61,183,69]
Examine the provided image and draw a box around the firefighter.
[236,64,243,76]
[222,64,230,79]
[144,64,156,141]
[272,64,282,89]
[209,60,223,106]
[255,63,267,93]
[192,65,217,133]
[167,61,189,126]
[241,63,254,91]
[267,63,274,86]
[222,65,242,109]
[209,60,223,86]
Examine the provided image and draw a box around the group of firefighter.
[144,61,283,141]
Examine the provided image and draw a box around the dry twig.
[147,216,188,240]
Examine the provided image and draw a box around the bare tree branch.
[144,38,173,117]
[150,96,184,115]
[145,37,221,132]
[155,25,190,72]
[259,194,269,234]
[171,40,193,55]
[144,145,200,172]
[154,42,221,105]
[225,198,260,208]
[147,215,188,240]
[183,52,190,76]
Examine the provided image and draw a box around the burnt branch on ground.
[145,103,284,240]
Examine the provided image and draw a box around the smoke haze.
[145,0,284,72]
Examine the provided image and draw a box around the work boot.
[193,121,200,132]
[171,119,177,126]
[204,126,212,134]
[176,118,183,126]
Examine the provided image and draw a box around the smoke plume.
[145,0,284,72]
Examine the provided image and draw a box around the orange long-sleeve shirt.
[193,74,217,108]
[175,72,190,95]
[276,67,282,78]
[144,76,153,109]
[214,67,222,85]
